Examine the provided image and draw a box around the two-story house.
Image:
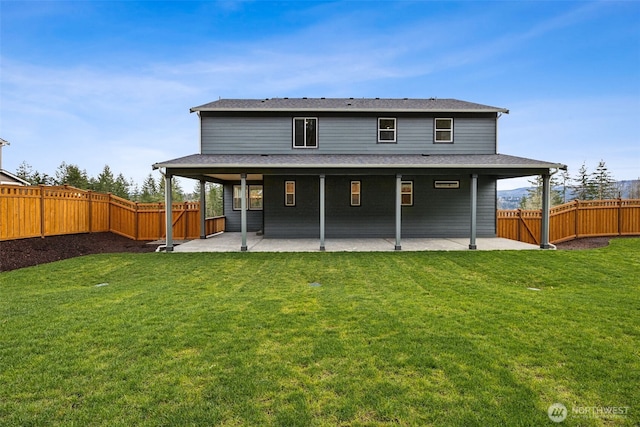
[153,98,565,251]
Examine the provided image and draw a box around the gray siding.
[263,176,319,238]
[262,175,496,238]
[402,175,496,237]
[223,182,263,232]
[201,114,496,155]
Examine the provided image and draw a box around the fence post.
[184,201,189,239]
[87,190,93,233]
[574,200,580,239]
[516,209,521,242]
[135,201,139,240]
[158,202,163,240]
[39,185,45,238]
[618,198,622,236]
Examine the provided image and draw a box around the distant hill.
[497,180,639,210]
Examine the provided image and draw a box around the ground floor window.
[350,181,361,206]
[401,181,413,206]
[233,184,263,210]
[285,180,296,206]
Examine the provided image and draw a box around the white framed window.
[293,118,318,148]
[233,185,263,210]
[378,118,396,143]
[285,180,296,206]
[350,181,361,206]
[434,118,453,143]
[401,181,413,206]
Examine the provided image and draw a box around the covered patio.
[169,232,540,252]
[153,153,566,252]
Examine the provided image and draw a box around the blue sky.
[1,0,638,190]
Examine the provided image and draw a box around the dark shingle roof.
[154,153,563,170]
[191,98,509,113]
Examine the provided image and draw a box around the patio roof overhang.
[152,153,567,182]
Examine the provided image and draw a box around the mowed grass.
[1,240,639,426]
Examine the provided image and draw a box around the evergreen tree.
[193,182,224,217]
[558,169,571,204]
[159,176,184,202]
[591,160,618,199]
[15,161,53,185]
[94,165,116,193]
[573,163,597,200]
[112,173,131,199]
[519,175,562,209]
[54,162,89,188]
[139,174,160,202]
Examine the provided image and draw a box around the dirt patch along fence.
[497,199,640,245]
[0,184,225,241]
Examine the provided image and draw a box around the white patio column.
[165,172,174,252]
[469,173,478,250]
[199,180,206,239]
[319,174,326,251]
[540,173,551,249]
[395,174,402,250]
[241,173,248,251]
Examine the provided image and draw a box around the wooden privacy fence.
[497,199,640,245]
[0,184,225,241]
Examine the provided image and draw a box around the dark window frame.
[292,117,318,148]
[284,180,296,207]
[350,180,361,207]
[232,184,263,211]
[401,180,414,206]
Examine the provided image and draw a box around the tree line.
[519,160,640,210]
[14,161,224,217]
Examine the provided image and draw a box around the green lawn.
[1,239,639,426]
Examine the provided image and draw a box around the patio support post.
[395,174,402,250]
[199,180,206,239]
[319,174,326,251]
[165,172,174,252]
[240,173,247,251]
[469,173,478,250]
[540,172,551,249]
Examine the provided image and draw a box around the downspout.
[496,113,501,153]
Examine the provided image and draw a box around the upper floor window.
[378,118,396,143]
[293,118,318,148]
[434,118,453,143]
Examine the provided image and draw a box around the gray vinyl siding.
[262,175,496,238]
[402,176,496,237]
[201,114,496,155]
[223,182,263,232]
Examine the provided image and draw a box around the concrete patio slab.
[170,232,540,252]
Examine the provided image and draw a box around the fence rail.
[0,184,225,241]
[497,199,640,245]
[3,185,638,244]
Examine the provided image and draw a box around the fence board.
[4,185,638,244]
[497,199,640,244]
[0,184,211,241]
